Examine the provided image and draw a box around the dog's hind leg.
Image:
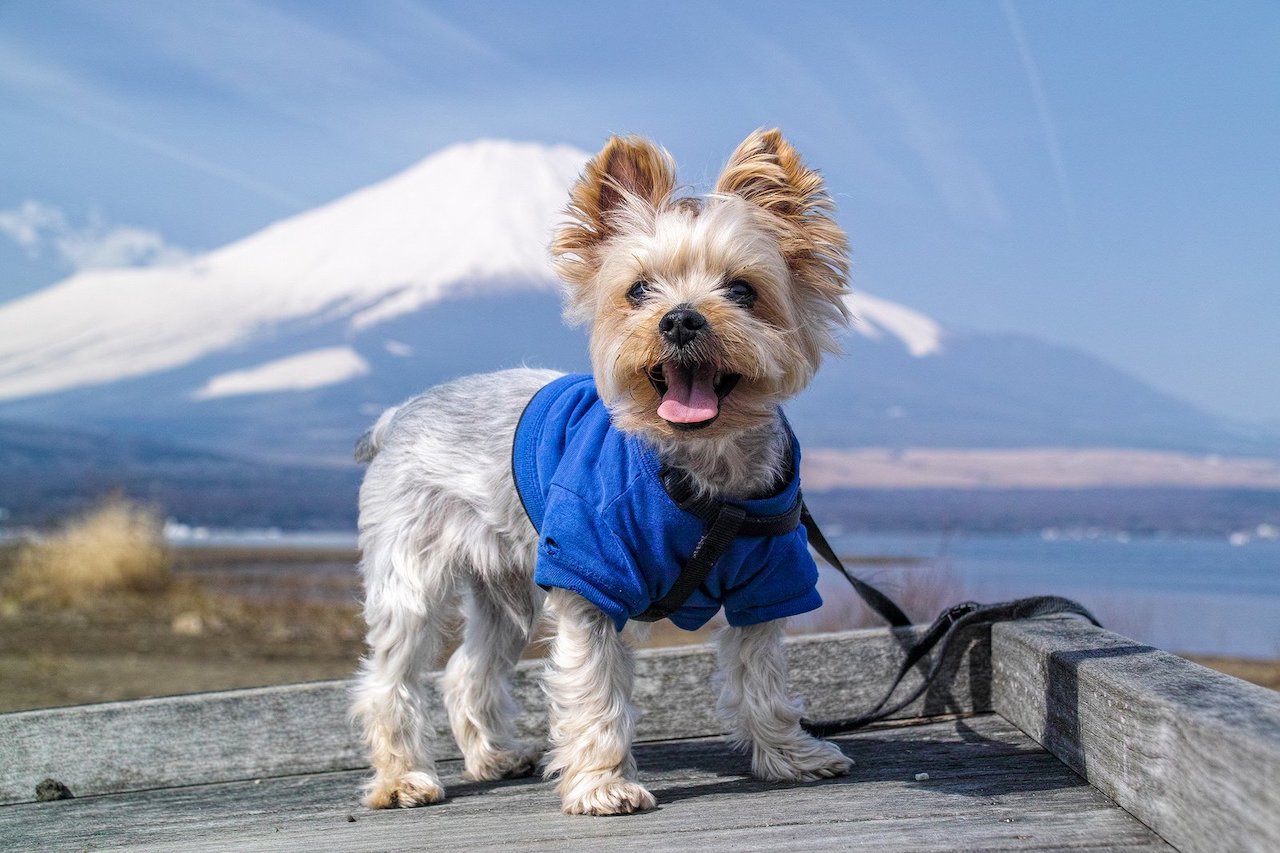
[542,588,657,815]
[715,619,853,782]
[350,533,457,809]
[442,578,543,781]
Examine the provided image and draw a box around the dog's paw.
[463,742,543,782]
[752,735,853,783]
[362,771,446,809]
[561,778,657,816]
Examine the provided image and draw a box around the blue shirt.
[512,373,822,631]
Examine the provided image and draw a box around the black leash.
[799,594,1101,736]
[642,465,1100,736]
[800,504,911,628]
[798,515,1102,736]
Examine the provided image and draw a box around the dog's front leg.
[716,619,853,782]
[542,588,656,815]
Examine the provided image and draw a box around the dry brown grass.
[3,498,173,607]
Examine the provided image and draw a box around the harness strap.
[646,467,908,626]
[637,466,806,623]
[659,467,803,538]
[634,502,747,622]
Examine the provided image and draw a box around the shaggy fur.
[352,129,854,815]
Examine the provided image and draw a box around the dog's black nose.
[659,307,707,348]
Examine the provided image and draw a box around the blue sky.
[1,1,1277,424]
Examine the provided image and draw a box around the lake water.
[150,525,1280,659]
[819,531,1280,659]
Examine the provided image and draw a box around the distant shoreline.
[803,447,1280,490]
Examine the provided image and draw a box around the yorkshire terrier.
[351,129,854,815]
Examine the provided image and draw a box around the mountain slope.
[0,420,359,527]
[0,139,1270,463]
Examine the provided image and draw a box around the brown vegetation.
[0,527,1274,712]
[3,498,172,606]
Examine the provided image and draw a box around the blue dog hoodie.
[512,373,822,631]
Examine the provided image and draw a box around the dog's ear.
[717,127,834,215]
[717,129,852,351]
[717,129,850,290]
[553,136,675,293]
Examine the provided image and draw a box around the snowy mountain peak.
[0,138,942,402]
[0,140,589,401]
[847,290,944,357]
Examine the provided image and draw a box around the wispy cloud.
[0,201,190,271]
[720,26,912,198]
[850,42,1007,227]
[122,1,398,129]
[98,0,526,157]
[0,37,306,209]
[1001,0,1077,232]
[390,0,510,64]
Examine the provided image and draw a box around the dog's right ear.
[553,136,675,293]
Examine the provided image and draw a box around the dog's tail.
[354,406,399,463]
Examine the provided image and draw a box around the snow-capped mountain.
[0,140,586,400]
[0,140,1268,463]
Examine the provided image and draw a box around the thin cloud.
[123,1,398,130]
[391,0,510,64]
[1001,0,1078,232]
[0,201,190,271]
[0,38,306,210]
[851,43,1007,226]
[60,105,309,210]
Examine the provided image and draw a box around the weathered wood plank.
[992,617,1280,853]
[0,624,992,805]
[0,715,1170,852]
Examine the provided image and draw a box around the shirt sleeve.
[532,483,646,631]
[721,540,823,627]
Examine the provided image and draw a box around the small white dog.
[351,129,854,815]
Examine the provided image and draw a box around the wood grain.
[0,624,992,805]
[0,715,1170,852]
[993,617,1280,853]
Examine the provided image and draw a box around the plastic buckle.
[943,601,980,625]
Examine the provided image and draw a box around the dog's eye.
[725,279,757,307]
[626,281,651,305]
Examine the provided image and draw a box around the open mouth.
[646,362,741,430]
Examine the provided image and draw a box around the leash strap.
[646,465,1101,734]
[799,592,1101,735]
[796,505,1101,735]
[800,503,912,628]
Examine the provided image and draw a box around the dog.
[351,129,854,816]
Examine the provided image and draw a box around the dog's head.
[552,129,851,442]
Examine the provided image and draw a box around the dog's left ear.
[716,129,851,320]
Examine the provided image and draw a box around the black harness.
[632,467,808,623]
[644,465,1100,735]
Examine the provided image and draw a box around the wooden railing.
[2,618,1277,853]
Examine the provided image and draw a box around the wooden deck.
[0,715,1171,852]
[2,618,1277,852]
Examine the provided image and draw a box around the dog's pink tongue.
[657,363,719,424]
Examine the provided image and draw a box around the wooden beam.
[0,624,991,805]
[992,617,1280,853]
